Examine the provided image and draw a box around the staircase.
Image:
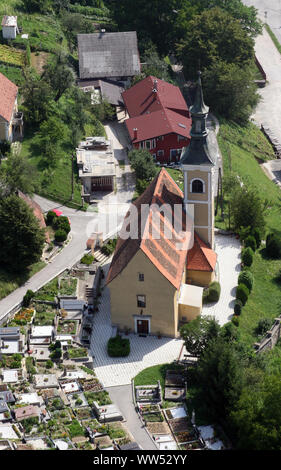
[94,249,110,265]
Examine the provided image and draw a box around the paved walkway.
[202,234,241,326]
[261,158,281,188]
[0,122,134,321]
[106,384,157,450]
[89,261,183,388]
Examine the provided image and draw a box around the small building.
[78,31,140,105]
[34,374,59,390]
[76,137,116,202]
[122,76,191,163]
[0,72,23,142]
[1,16,18,40]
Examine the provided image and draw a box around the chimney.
[133,128,138,140]
[152,79,158,93]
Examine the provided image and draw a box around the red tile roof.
[187,232,217,272]
[107,168,192,289]
[18,191,50,244]
[15,405,39,421]
[122,76,191,142]
[0,72,17,122]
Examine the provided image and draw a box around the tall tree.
[177,7,255,78]
[22,69,54,127]
[128,149,157,182]
[0,153,39,195]
[229,185,266,234]
[36,116,68,167]
[0,195,45,272]
[42,52,75,102]
[180,316,220,357]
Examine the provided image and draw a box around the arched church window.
[191,179,204,193]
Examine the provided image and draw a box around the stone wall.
[254,316,281,354]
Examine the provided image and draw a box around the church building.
[107,73,218,337]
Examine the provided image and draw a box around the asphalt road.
[243,0,281,43]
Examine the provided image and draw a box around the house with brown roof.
[0,72,23,142]
[107,74,218,337]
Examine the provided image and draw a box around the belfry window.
[191,179,204,193]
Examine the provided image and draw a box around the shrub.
[255,318,272,336]
[46,210,58,226]
[204,282,221,303]
[231,315,240,327]
[55,229,67,243]
[266,233,281,258]
[244,235,256,252]
[236,283,249,305]
[238,271,254,292]
[107,335,130,357]
[53,216,71,233]
[241,247,254,267]
[80,254,94,265]
[46,359,53,369]
[234,299,243,315]
[22,289,34,307]
[252,228,262,248]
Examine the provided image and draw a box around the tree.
[177,7,254,79]
[42,52,75,102]
[22,69,54,127]
[139,45,173,83]
[202,61,259,124]
[61,12,95,50]
[193,0,262,38]
[180,315,220,357]
[230,185,266,234]
[128,149,157,182]
[0,195,45,272]
[231,374,281,449]
[196,337,245,425]
[0,153,39,195]
[36,116,68,167]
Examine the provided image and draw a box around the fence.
[254,316,281,354]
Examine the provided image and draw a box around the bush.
[107,335,130,357]
[245,235,256,252]
[234,299,243,315]
[22,289,34,307]
[236,283,249,306]
[46,210,58,226]
[204,282,221,303]
[266,233,281,258]
[238,271,254,292]
[81,254,94,265]
[231,315,240,327]
[53,216,71,233]
[241,247,254,267]
[46,359,53,369]
[252,228,262,248]
[55,229,67,243]
[255,318,272,336]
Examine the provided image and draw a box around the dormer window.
[191,179,205,193]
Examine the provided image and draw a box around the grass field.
[0,261,46,300]
[217,120,281,346]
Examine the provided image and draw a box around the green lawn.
[0,261,46,300]
[217,120,281,346]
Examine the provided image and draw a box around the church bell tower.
[180,72,216,249]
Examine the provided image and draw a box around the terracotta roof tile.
[0,72,17,122]
[187,232,217,272]
[107,168,192,289]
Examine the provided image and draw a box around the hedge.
[266,233,281,258]
[238,270,254,292]
[245,235,256,252]
[107,335,130,357]
[236,283,249,306]
[234,299,243,315]
[55,229,67,243]
[241,247,254,267]
[204,281,221,303]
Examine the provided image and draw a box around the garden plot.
[0,44,25,67]
[33,304,57,326]
[66,346,88,360]
[84,390,112,407]
[154,434,178,451]
[59,277,78,297]
[164,370,186,402]
[74,407,93,421]
[60,380,81,395]
[68,391,88,408]
[146,421,170,435]
[52,409,73,425]
[57,320,79,336]
[46,396,65,413]
[80,378,103,393]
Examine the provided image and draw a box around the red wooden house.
[122,76,192,163]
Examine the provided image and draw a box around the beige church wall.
[186,269,215,287]
[194,227,209,246]
[0,116,7,140]
[179,303,201,323]
[193,204,209,227]
[109,249,180,337]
